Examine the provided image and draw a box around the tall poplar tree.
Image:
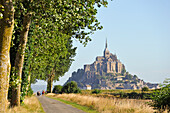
[0,0,14,112]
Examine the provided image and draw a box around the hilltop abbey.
[84,39,125,74]
[65,40,159,90]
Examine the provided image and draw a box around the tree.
[9,0,34,106]
[10,13,32,107]
[134,75,137,78]
[53,85,63,94]
[149,78,170,112]
[125,74,133,80]
[121,68,126,74]
[28,33,76,93]
[0,0,14,112]
[27,0,109,93]
[48,38,76,93]
[92,89,101,94]
[62,81,81,93]
[142,87,149,92]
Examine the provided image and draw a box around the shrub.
[119,91,128,98]
[62,81,81,94]
[92,89,101,94]
[128,92,138,99]
[53,85,63,94]
[149,79,170,112]
[142,87,149,92]
[27,87,33,96]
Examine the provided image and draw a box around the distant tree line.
[53,81,81,94]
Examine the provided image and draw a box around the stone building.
[83,85,92,90]
[84,39,125,74]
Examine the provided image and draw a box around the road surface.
[37,96,86,113]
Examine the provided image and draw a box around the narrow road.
[37,96,86,113]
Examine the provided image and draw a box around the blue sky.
[34,0,170,85]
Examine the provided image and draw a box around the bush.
[128,92,139,99]
[142,87,149,92]
[62,81,81,94]
[92,89,101,94]
[27,87,33,96]
[149,79,170,112]
[119,91,128,98]
[53,85,63,94]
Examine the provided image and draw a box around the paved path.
[37,96,86,113]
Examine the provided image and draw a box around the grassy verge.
[7,96,45,113]
[47,96,99,113]
[37,97,45,113]
[48,93,155,113]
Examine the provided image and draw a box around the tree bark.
[0,0,14,112]
[11,13,31,107]
[26,67,31,94]
[47,73,54,93]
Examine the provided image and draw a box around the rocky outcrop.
[65,40,159,90]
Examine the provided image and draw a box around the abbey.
[84,40,125,74]
[65,40,159,90]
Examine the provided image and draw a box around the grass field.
[48,93,155,113]
[81,89,154,95]
[80,89,154,99]
[7,96,44,113]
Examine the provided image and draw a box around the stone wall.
[84,65,90,72]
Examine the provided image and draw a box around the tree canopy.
[1,0,109,110]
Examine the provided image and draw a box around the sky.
[34,0,170,86]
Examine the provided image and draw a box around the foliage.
[92,89,101,94]
[8,0,109,106]
[149,78,170,112]
[9,18,34,103]
[20,42,33,103]
[62,81,81,94]
[26,87,33,96]
[119,91,127,98]
[28,0,108,45]
[20,86,33,105]
[134,75,137,78]
[109,91,152,99]
[121,68,126,74]
[142,87,149,92]
[53,85,63,94]
[125,74,133,80]
[128,92,138,99]
[27,0,109,91]
[30,33,77,93]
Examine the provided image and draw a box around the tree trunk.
[26,68,31,94]
[0,0,14,112]
[11,13,31,107]
[47,74,54,93]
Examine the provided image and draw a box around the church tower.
[104,39,110,58]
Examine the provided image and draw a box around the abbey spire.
[104,38,110,58]
[105,38,107,48]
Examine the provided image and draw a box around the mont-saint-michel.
[65,40,159,90]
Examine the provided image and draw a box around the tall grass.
[7,96,44,113]
[81,89,153,95]
[52,94,155,113]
